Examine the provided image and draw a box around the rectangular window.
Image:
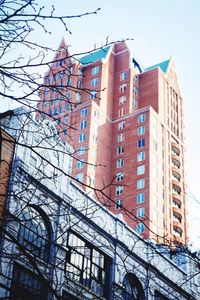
[118,121,125,130]
[137,165,145,175]
[66,232,110,298]
[63,129,67,136]
[75,173,83,182]
[120,71,127,81]
[91,77,98,87]
[92,66,99,75]
[136,193,145,204]
[138,113,146,123]
[54,108,58,115]
[78,146,86,156]
[59,105,62,113]
[117,133,125,142]
[80,120,87,129]
[138,139,145,148]
[119,83,126,93]
[115,199,122,209]
[63,116,68,124]
[137,178,145,189]
[81,108,88,117]
[116,185,124,195]
[138,126,145,135]
[66,103,70,111]
[66,90,71,99]
[116,172,124,181]
[30,156,37,167]
[79,133,86,142]
[76,159,84,169]
[118,108,124,117]
[137,207,145,218]
[90,91,97,99]
[117,146,124,155]
[117,158,124,168]
[136,223,145,234]
[119,95,126,105]
[137,151,145,162]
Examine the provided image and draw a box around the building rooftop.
[79,46,111,65]
[145,59,170,74]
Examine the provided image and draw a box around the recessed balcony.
[172,180,182,194]
[172,155,181,168]
[171,142,180,156]
[172,167,181,181]
[172,206,182,215]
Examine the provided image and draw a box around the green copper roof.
[79,46,111,65]
[145,59,170,74]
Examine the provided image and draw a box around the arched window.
[123,273,144,300]
[18,205,51,262]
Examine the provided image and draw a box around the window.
[138,113,146,123]
[80,120,87,129]
[119,95,126,104]
[115,199,122,209]
[59,105,62,113]
[118,121,125,130]
[30,156,37,167]
[66,232,110,298]
[66,90,71,99]
[137,178,145,189]
[138,126,145,135]
[63,129,67,136]
[92,66,99,75]
[136,193,145,204]
[10,263,48,300]
[75,173,83,182]
[76,93,81,103]
[78,146,86,156]
[91,77,98,87]
[90,91,97,99]
[133,87,138,95]
[117,158,124,168]
[49,109,52,116]
[18,206,50,262]
[66,103,70,111]
[77,159,84,169]
[45,88,49,96]
[120,71,127,81]
[137,165,145,175]
[123,273,145,300]
[116,172,124,181]
[63,116,68,124]
[57,118,61,125]
[138,139,145,148]
[117,145,124,155]
[116,185,124,195]
[136,223,145,234]
[54,108,58,115]
[81,108,88,117]
[119,83,126,93]
[137,207,145,218]
[118,108,125,117]
[79,133,86,142]
[137,151,145,162]
[117,133,125,142]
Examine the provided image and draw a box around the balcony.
[172,155,181,168]
[172,180,182,194]
[172,206,182,215]
[172,167,181,181]
[171,142,180,156]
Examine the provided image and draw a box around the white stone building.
[0,107,199,299]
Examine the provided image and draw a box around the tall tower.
[38,40,187,245]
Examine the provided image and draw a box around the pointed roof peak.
[145,58,171,74]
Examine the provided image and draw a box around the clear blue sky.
[2,0,200,248]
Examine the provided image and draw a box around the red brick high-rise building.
[38,40,187,245]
